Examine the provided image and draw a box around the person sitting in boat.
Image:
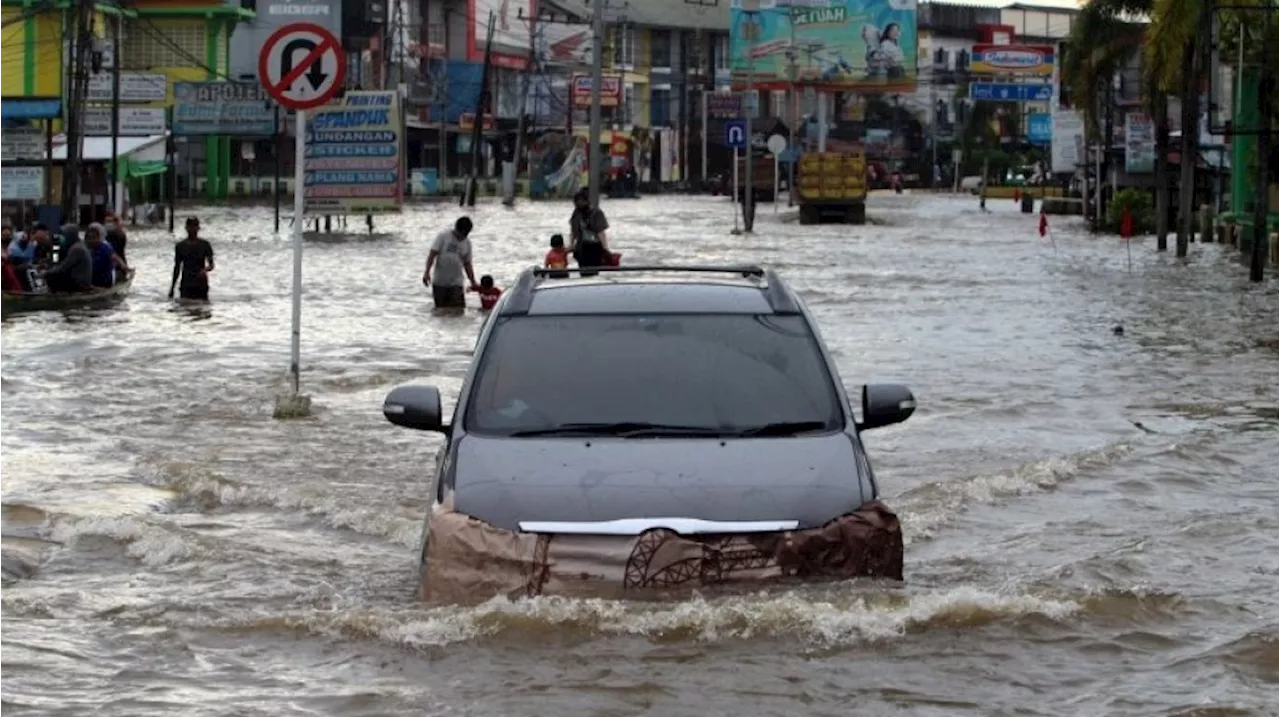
[7,224,37,266]
[5,223,44,290]
[41,225,93,293]
[29,224,55,268]
[1,239,21,292]
[85,223,128,289]
[104,212,128,263]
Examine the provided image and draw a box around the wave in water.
[895,441,1133,544]
[170,584,1084,650]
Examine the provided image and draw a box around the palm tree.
[1145,0,1216,257]
[1063,0,1174,249]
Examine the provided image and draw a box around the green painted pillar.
[204,21,221,200]
[22,0,35,94]
[219,22,232,199]
[1230,68,1259,222]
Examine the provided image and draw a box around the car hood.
[449,433,867,532]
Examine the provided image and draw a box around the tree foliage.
[1061,0,1152,141]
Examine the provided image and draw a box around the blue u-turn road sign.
[969,83,1054,103]
[725,119,747,149]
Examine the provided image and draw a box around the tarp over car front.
[419,493,904,605]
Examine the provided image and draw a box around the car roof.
[498,265,802,317]
[528,280,774,315]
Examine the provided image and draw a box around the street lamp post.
[742,5,758,233]
[786,45,797,207]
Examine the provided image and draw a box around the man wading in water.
[424,216,480,309]
[569,188,611,277]
[169,217,215,301]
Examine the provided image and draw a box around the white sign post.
[767,134,787,214]
[259,21,346,419]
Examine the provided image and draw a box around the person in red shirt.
[545,234,570,278]
[1,237,21,292]
[475,274,502,310]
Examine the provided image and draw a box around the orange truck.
[796,151,868,225]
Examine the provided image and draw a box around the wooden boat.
[1,269,136,315]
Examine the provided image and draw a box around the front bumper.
[418,499,904,605]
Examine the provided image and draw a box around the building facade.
[1,0,250,208]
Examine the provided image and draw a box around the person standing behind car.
[423,216,480,309]
[568,188,611,275]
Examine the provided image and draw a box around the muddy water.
[2,194,1276,717]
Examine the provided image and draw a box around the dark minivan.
[384,265,915,604]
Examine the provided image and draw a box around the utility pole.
[786,19,797,207]
[742,5,757,233]
[587,0,605,207]
[1249,7,1269,284]
[382,0,394,89]
[504,10,538,206]
[438,6,449,186]
[109,14,121,215]
[61,0,92,224]
[462,12,495,207]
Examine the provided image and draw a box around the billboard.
[228,0,342,80]
[1,127,43,161]
[1026,112,1052,144]
[1050,109,1085,173]
[572,74,622,108]
[304,91,404,214]
[1,167,44,201]
[1124,112,1155,174]
[172,82,276,136]
[474,0,532,58]
[83,107,168,136]
[707,93,744,119]
[970,44,1055,76]
[537,22,592,67]
[729,0,919,92]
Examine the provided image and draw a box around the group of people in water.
[5,187,610,309]
[0,213,215,303]
[423,188,617,310]
[0,214,130,294]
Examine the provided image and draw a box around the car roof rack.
[500,264,800,316]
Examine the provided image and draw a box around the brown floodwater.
[2,194,1276,717]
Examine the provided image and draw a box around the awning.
[1,97,62,121]
[50,134,167,161]
[125,159,167,178]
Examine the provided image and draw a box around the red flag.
[1038,213,1048,237]
[1120,206,1133,239]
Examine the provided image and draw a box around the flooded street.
[2,193,1276,717]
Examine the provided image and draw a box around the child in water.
[476,274,503,311]
[545,234,570,278]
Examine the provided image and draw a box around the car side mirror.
[383,384,447,433]
[857,383,916,431]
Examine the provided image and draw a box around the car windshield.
[464,314,843,437]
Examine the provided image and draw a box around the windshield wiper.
[507,422,729,438]
[730,421,832,437]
